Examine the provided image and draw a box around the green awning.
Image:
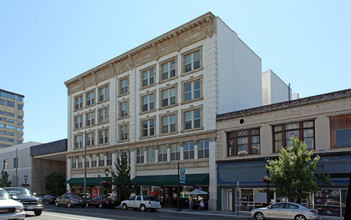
[132,174,209,186]
[65,177,112,186]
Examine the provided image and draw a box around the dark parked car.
[55,193,86,208]
[42,194,56,204]
[86,196,118,208]
[4,187,43,216]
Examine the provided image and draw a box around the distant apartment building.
[0,89,24,148]
[64,12,290,210]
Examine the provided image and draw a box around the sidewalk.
[158,208,344,220]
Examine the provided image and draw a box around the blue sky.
[1,0,350,143]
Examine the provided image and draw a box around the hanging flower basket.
[260,177,270,183]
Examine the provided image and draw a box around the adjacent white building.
[0,142,41,190]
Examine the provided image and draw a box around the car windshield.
[0,190,12,200]
[6,188,32,197]
[72,195,83,200]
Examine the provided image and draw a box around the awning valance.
[132,174,209,186]
[65,177,112,186]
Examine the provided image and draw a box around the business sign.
[179,168,186,184]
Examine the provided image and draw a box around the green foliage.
[111,152,136,201]
[0,170,12,187]
[45,171,66,196]
[266,137,333,203]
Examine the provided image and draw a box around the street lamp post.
[104,169,109,196]
[78,131,87,201]
[265,156,270,206]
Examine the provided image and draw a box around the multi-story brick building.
[64,12,290,210]
[216,88,351,217]
[0,89,24,148]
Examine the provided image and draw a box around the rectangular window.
[330,114,351,148]
[147,146,155,163]
[120,101,128,118]
[74,116,83,129]
[87,132,95,146]
[98,153,104,167]
[158,145,167,162]
[184,142,194,160]
[99,86,109,102]
[74,135,83,149]
[227,128,260,156]
[142,119,155,137]
[161,60,176,81]
[86,112,95,126]
[85,155,90,168]
[170,144,180,161]
[120,78,129,95]
[198,140,209,159]
[71,157,76,169]
[184,50,201,73]
[75,96,83,110]
[86,91,95,106]
[17,104,23,110]
[98,129,109,145]
[78,156,83,168]
[106,152,112,166]
[142,68,155,87]
[3,159,7,169]
[136,148,144,164]
[142,94,155,112]
[161,114,176,134]
[120,124,128,141]
[273,121,314,152]
[184,109,200,130]
[185,80,200,101]
[91,154,97,167]
[161,88,176,107]
[98,107,109,123]
[6,101,14,107]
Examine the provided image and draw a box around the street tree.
[266,137,332,203]
[111,152,136,202]
[0,170,12,187]
[45,171,66,196]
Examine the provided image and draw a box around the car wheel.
[294,215,306,220]
[122,204,128,210]
[55,201,59,207]
[254,212,265,220]
[34,210,42,216]
[98,203,103,209]
[67,202,72,208]
[140,205,146,212]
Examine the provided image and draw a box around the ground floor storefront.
[65,177,113,199]
[132,173,209,209]
[217,154,351,218]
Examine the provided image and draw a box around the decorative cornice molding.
[64,12,215,89]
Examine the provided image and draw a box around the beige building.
[216,88,351,217]
[0,89,24,148]
[64,12,268,210]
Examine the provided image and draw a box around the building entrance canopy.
[132,174,209,186]
[65,177,112,186]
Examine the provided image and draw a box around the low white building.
[0,142,41,190]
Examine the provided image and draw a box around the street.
[25,204,252,220]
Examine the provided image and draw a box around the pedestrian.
[199,199,205,210]
[188,196,193,210]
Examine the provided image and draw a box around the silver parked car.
[250,202,320,220]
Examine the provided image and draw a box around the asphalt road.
[24,204,252,220]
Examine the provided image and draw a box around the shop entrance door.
[228,190,232,211]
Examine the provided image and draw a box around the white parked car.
[121,195,161,212]
[0,188,25,220]
[250,202,320,220]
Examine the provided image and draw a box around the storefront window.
[314,189,345,217]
